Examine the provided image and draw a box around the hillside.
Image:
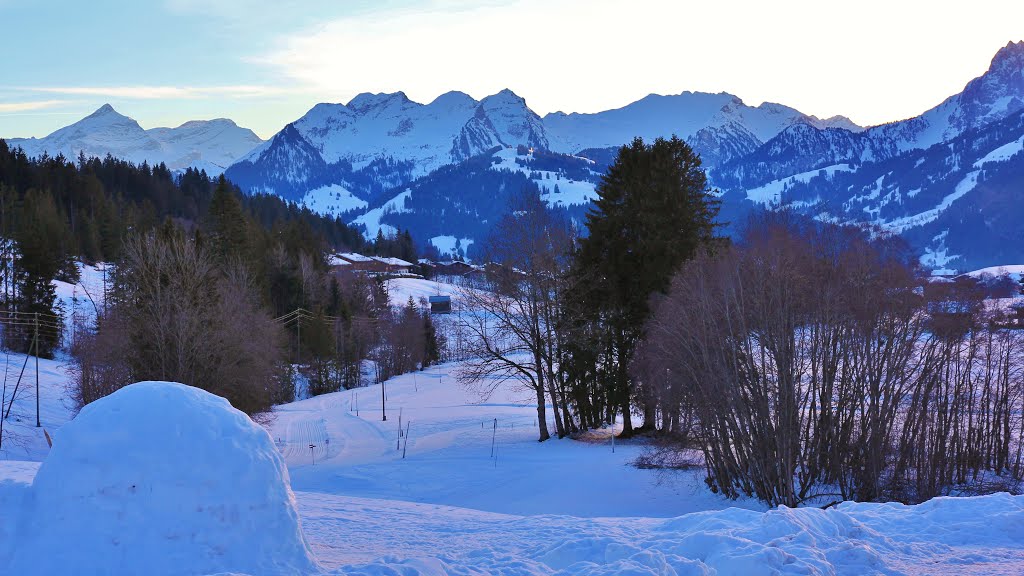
[2,315,1022,573]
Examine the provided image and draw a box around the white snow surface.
[973,135,1024,168]
[2,381,318,576]
[962,264,1024,280]
[430,235,475,258]
[745,163,853,204]
[384,277,475,311]
[353,189,412,239]
[301,184,368,217]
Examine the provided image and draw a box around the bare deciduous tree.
[456,192,572,441]
[72,232,288,417]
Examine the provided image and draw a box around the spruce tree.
[207,175,250,265]
[12,189,71,356]
[564,136,720,436]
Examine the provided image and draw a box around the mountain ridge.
[6,104,263,175]
[4,42,1023,270]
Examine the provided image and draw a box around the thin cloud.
[22,85,298,100]
[0,99,68,113]
[255,0,1024,127]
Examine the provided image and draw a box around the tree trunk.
[535,386,550,442]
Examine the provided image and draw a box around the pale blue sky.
[2,0,1022,139]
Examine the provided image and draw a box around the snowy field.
[1,274,1023,573]
[1,352,1023,573]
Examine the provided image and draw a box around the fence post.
[34,312,40,427]
[490,418,497,457]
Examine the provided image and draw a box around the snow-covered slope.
[6,104,263,174]
[2,337,1023,574]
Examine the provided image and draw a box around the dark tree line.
[0,140,368,346]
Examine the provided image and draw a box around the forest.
[0,140,434,418]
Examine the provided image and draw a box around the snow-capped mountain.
[712,41,1024,271]
[225,40,1024,268]
[226,88,557,204]
[718,41,1024,194]
[6,42,1022,270]
[6,104,263,174]
[874,40,1024,154]
[544,92,860,154]
[226,87,862,214]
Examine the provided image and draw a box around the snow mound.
[322,493,1024,575]
[6,382,319,576]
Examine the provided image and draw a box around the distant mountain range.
[4,41,1023,271]
[5,105,263,175]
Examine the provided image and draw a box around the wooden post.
[402,420,410,458]
[34,312,40,428]
[490,418,497,457]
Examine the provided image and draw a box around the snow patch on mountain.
[885,170,980,233]
[974,134,1024,167]
[354,189,413,238]
[301,184,368,217]
[491,148,601,207]
[430,235,474,258]
[745,163,853,204]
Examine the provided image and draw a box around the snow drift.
[4,381,319,576]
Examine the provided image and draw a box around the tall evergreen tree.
[12,189,71,356]
[563,136,720,436]
[207,175,250,265]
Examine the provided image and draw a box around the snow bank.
[320,493,1024,575]
[5,382,319,576]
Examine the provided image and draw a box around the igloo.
[6,382,319,576]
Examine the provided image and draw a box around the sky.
[1,0,1022,140]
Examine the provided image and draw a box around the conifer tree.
[12,189,71,356]
[563,136,720,436]
[207,175,250,265]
